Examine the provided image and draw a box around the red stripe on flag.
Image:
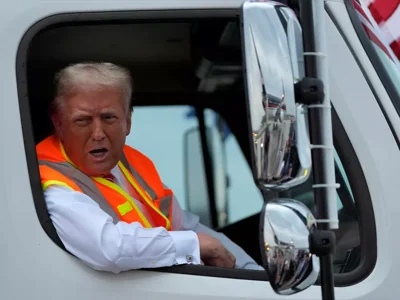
[390,39,400,59]
[361,23,393,60]
[368,0,400,25]
[353,0,373,25]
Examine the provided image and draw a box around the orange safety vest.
[36,134,174,230]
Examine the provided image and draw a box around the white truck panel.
[0,0,398,299]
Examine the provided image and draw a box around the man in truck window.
[36,62,263,273]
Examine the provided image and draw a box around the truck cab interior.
[20,8,363,285]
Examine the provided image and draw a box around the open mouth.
[89,148,108,157]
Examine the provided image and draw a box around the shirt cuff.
[169,230,201,265]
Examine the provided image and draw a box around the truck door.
[2,0,389,299]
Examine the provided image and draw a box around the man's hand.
[197,233,236,268]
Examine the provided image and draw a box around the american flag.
[360,0,400,61]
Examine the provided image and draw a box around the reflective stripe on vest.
[39,160,120,222]
[120,154,157,201]
[39,154,173,229]
[58,139,172,229]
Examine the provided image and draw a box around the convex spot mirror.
[260,198,320,295]
[240,0,311,192]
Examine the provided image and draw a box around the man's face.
[52,88,132,177]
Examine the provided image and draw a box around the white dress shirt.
[44,164,264,273]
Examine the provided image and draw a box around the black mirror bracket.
[294,77,325,105]
[309,229,336,258]
[309,229,336,300]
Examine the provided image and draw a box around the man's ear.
[51,113,63,140]
[126,108,133,136]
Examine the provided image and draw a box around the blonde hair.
[51,62,133,114]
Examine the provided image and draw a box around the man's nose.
[91,119,106,141]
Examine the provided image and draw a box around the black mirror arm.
[298,0,337,297]
[294,75,336,300]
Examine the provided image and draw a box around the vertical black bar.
[299,1,328,222]
[298,0,335,300]
[197,107,219,228]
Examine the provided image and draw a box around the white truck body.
[1,0,399,299]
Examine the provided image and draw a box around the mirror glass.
[240,0,311,191]
[261,198,320,295]
[183,125,228,228]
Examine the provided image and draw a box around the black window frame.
[16,7,376,285]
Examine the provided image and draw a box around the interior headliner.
[28,19,243,91]
[26,17,246,144]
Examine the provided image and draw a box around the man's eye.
[74,118,89,125]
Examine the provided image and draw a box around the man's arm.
[181,209,264,271]
[165,184,264,271]
[44,185,202,273]
[192,220,264,270]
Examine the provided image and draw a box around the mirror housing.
[260,198,320,295]
[240,0,311,192]
[239,1,329,296]
[240,0,338,297]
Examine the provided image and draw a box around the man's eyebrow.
[100,109,117,115]
[71,111,91,119]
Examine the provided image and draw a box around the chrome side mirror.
[240,0,337,298]
[240,0,311,192]
[260,198,320,295]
